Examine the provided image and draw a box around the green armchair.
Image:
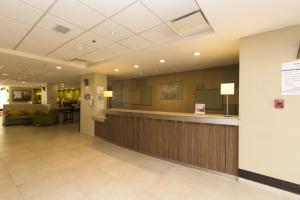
[32,110,57,126]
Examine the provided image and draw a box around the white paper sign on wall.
[281,61,300,95]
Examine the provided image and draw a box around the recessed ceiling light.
[114,69,119,72]
[56,66,62,69]
[21,81,26,84]
[2,73,8,76]
[78,46,83,50]
[111,31,115,34]
[194,52,201,56]
[160,59,165,63]
[134,65,140,68]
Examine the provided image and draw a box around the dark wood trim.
[239,169,300,195]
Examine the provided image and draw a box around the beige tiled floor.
[0,123,299,200]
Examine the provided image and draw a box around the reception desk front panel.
[95,109,239,175]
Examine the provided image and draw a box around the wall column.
[80,73,107,136]
[41,83,57,107]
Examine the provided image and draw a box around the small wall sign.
[274,99,284,109]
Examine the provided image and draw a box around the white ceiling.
[0,0,299,85]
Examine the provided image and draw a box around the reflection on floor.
[0,123,298,200]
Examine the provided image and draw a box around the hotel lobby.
[0,0,300,199]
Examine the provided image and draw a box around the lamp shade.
[103,91,113,97]
[221,83,235,95]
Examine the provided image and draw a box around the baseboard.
[239,169,300,195]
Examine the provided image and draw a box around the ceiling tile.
[0,0,43,25]
[119,35,153,50]
[91,20,133,42]
[75,32,112,48]
[48,48,84,61]
[19,0,55,11]
[78,0,135,17]
[140,24,179,44]
[49,40,96,60]
[0,16,31,49]
[80,44,130,62]
[112,2,162,33]
[17,28,69,55]
[141,0,199,22]
[49,0,106,29]
[37,14,85,39]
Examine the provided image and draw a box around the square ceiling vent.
[53,25,71,34]
[168,11,212,37]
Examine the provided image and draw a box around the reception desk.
[95,109,239,175]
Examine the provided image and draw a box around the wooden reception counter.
[95,109,239,175]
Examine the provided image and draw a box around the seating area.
[2,104,55,126]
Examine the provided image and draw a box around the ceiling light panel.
[75,32,113,48]
[119,35,153,50]
[91,20,133,41]
[0,16,31,49]
[141,0,199,22]
[112,2,162,33]
[80,44,130,62]
[19,0,55,11]
[49,0,106,29]
[37,15,85,39]
[79,0,135,17]
[140,24,179,44]
[17,28,69,55]
[0,0,43,25]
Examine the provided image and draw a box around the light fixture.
[221,83,235,117]
[21,81,26,84]
[114,69,119,72]
[56,66,62,69]
[78,46,83,50]
[160,59,165,63]
[194,52,201,56]
[61,85,64,87]
[103,91,113,109]
[2,73,8,76]
[134,65,140,68]
[111,31,115,34]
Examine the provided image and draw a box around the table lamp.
[103,91,113,109]
[221,83,235,117]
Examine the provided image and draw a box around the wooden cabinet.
[96,114,238,175]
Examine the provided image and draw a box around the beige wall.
[240,25,300,184]
[112,65,239,114]
[80,73,107,136]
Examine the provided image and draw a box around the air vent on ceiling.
[168,10,212,37]
[53,25,71,34]
[71,59,91,66]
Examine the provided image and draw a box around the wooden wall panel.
[95,121,107,138]
[98,114,238,176]
[225,126,239,175]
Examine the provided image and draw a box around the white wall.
[80,73,107,136]
[41,83,57,107]
[240,25,300,184]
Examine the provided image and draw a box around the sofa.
[3,104,51,126]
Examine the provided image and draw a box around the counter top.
[103,109,239,126]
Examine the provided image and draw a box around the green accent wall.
[57,88,80,102]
